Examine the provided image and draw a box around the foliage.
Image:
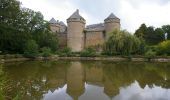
[157,40,170,55]
[41,47,52,57]
[24,40,39,58]
[0,0,58,54]
[134,24,147,39]
[104,30,141,55]
[58,47,72,57]
[80,48,96,57]
[137,39,146,55]
[145,49,156,59]
[162,25,170,40]
[135,24,164,45]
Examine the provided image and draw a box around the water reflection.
[2,61,170,100]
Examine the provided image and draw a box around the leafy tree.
[162,25,170,40]
[104,30,141,55]
[0,0,31,53]
[157,40,170,55]
[135,24,164,45]
[24,40,39,58]
[0,0,58,54]
[134,23,147,39]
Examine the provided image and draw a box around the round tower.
[67,9,86,52]
[49,18,60,33]
[104,13,120,40]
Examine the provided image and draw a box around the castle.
[49,9,120,52]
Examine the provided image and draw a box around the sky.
[19,0,170,33]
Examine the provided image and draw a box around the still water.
[1,61,170,100]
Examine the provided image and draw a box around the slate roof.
[85,23,104,31]
[49,18,58,24]
[68,9,85,20]
[59,21,66,26]
[105,13,119,20]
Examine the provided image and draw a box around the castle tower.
[67,9,86,52]
[66,62,85,100]
[49,18,60,33]
[104,13,120,40]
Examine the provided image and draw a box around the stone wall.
[58,33,67,48]
[85,31,105,48]
[50,24,60,33]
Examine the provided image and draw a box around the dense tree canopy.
[162,25,170,40]
[134,24,164,45]
[0,0,58,54]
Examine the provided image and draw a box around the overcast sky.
[19,0,170,33]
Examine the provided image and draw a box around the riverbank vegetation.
[0,0,58,58]
[0,0,170,59]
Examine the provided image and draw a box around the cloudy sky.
[19,0,170,33]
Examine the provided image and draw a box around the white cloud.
[19,0,170,33]
[119,0,170,32]
[114,81,170,100]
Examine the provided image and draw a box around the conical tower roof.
[59,21,66,26]
[49,18,58,24]
[68,9,85,20]
[105,13,119,21]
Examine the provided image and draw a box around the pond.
[1,61,170,100]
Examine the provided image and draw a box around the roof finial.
[76,9,79,14]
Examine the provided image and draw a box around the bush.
[41,47,52,57]
[80,48,96,57]
[24,40,39,58]
[145,49,156,60]
[57,47,72,57]
[157,40,170,55]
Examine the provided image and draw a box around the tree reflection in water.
[2,61,170,100]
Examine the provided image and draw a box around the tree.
[162,25,170,40]
[0,0,30,53]
[135,24,164,45]
[104,30,141,55]
[157,40,170,55]
[24,40,39,58]
[0,0,59,54]
[134,23,147,39]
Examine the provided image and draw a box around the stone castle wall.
[58,33,67,48]
[50,24,60,33]
[85,31,105,48]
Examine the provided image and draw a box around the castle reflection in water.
[3,61,170,100]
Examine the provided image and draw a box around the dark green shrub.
[41,47,52,57]
[58,47,72,57]
[80,48,96,57]
[24,40,39,58]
